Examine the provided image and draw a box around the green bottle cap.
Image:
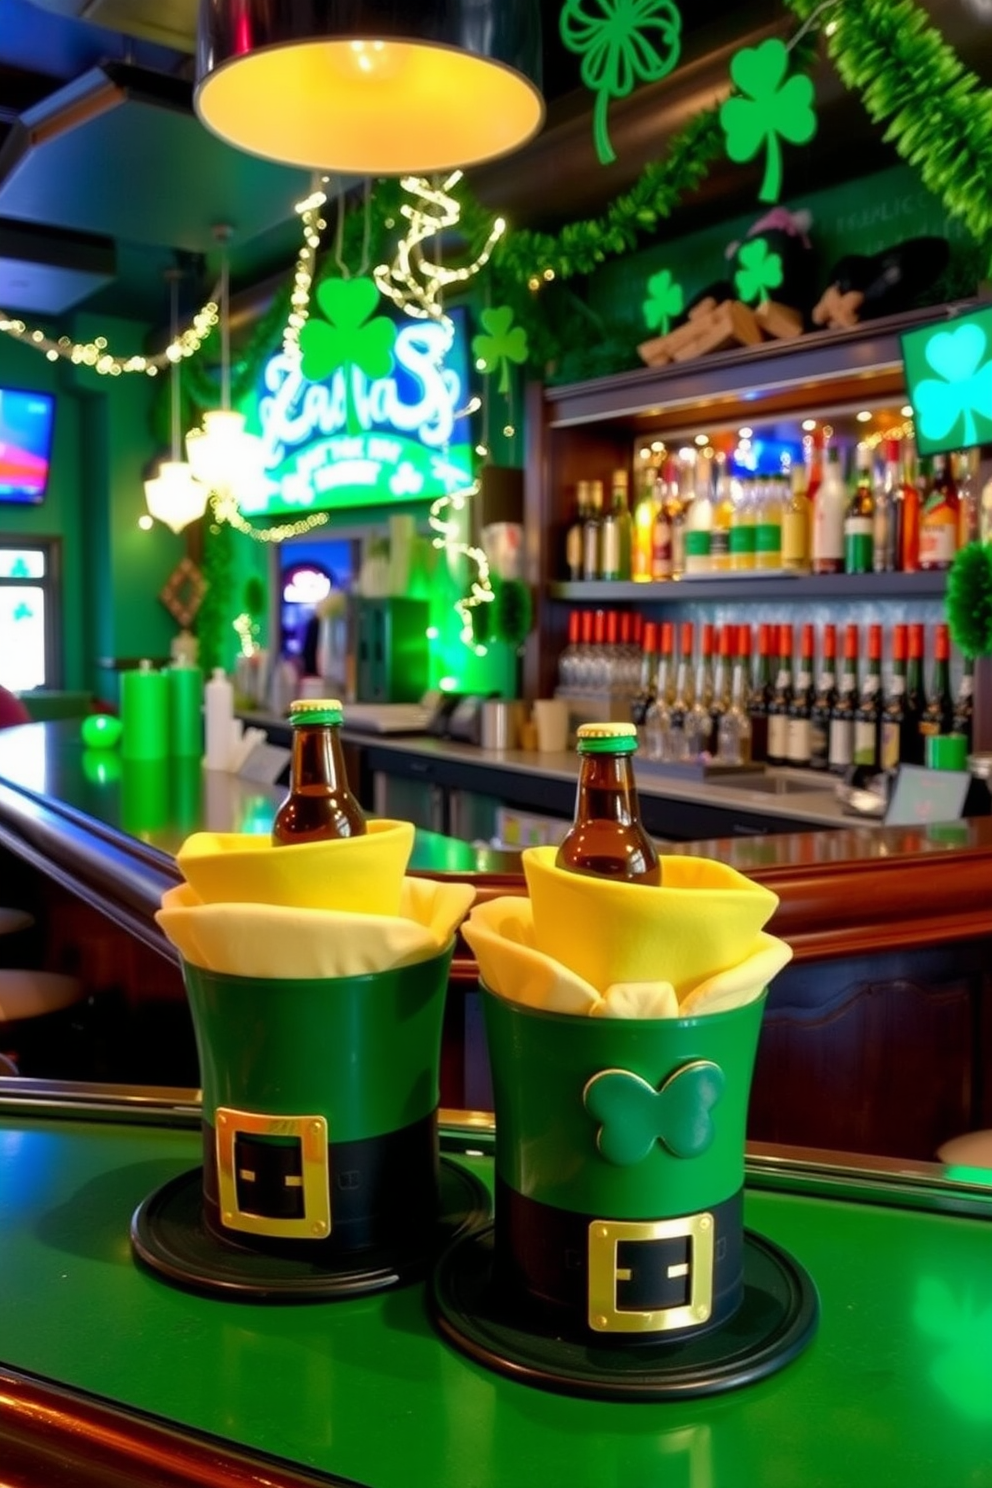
[288,698,344,726]
[576,721,638,754]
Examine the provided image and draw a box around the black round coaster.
[131,1160,491,1301]
[430,1224,818,1400]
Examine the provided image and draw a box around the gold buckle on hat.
[587,1213,714,1333]
[215,1108,331,1239]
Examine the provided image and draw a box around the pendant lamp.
[194,0,544,175]
[144,273,209,535]
[185,230,267,502]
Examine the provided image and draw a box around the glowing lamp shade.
[144,461,209,535]
[194,0,544,174]
[185,409,266,492]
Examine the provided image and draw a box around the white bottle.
[204,667,234,770]
[812,446,846,574]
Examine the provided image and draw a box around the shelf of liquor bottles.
[549,572,948,604]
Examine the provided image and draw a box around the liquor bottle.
[655,620,675,708]
[904,623,926,765]
[755,475,784,571]
[650,475,673,581]
[683,460,713,576]
[766,623,794,767]
[272,698,367,844]
[782,462,811,572]
[709,456,734,573]
[880,624,908,774]
[565,482,588,581]
[558,609,583,689]
[667,621,695,761]
[747,622,774,764]
[729,477,757,572]
[844,443,874,575]
[812,445,846,574]
[919,454,959,571]
[873,440,898,573]
[952,653,975,752]
[918,622,954,748]
[709,624,733,739]
[828,624,859,774]
[852,623,883,770]
[556,722,661,884]
[582,479,604,581]
[786,623,816,768]
[716,640,752,767]
[601,468,633,581]
[689,622,716,755]
[668,465,687,580]
[631,468,657,582]
[957,449,980,549]
[894,439,921,572]
[630,620,659,733]
[809,624,837,772]
[804,426,824,508]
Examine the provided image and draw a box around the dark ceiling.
[1,0,991,332]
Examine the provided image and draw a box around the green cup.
[925,733,968,771]
[183,945,454,1260]
[482,986,766,1343]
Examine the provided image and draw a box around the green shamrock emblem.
[299,276,396,436]
[914,323,992,449]
[583,1060,725,1167]
[560,0,682,166]
[13,600,34,622]
[642,268,684,335]
[720,38,817,205]
[734,238,783,305]
[471,306,529,395]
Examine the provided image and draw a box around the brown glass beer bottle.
[555,722,661,885]
[272,699,367,845]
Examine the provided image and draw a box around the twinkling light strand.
[210,491,329,543]
[374,171,506,323]
[0,300,219,376]
[428,479,494,647]
[283,179,329,363]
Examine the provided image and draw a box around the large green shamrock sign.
[298,276,396,436]
[734,238,783,305]
[560,0,682,166]
[720,38,816,205]
[583,1060,725,1166]
[472,306,529,394]
[907,317,992,453]
[642,268,684,335]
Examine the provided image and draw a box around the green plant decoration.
[472,306,529,395]
[720,37,817,204]
[492,578,533,648]
[734,239,784,304]
[642,267,684,334]
[914,323,992,450]
[946,542,992,658]
[584,1062,725,1166]
[560,0,683,166]
[298,277,396,436]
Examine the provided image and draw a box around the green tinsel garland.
[196,515,236,675]
[946,542,992,658]
[783,0,992,253]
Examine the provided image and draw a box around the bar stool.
[936,1131,992,1170]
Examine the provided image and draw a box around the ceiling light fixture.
[185,227,268,506]
[194,0,544,175]
[144,271,209,535]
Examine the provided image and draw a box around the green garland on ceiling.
[782,0,992,254]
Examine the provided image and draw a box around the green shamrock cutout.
[299,276,396,436]
[583,1060,725,1166]
[642,268,684,335]
[734,238,783,305]
[720,38,816,205]
[560,0,682,166]
[471,306,529,395]
[915,323,992,449]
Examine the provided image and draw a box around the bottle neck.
[291,722,348,790]
[576,750,640,824]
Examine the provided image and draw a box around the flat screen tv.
[0,387,55,504]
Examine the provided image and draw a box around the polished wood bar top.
[2,719,992,965]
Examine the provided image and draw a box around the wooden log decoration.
[811,284,865,330]
[639,297,802,367]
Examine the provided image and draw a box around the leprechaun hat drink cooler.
[133,822,489,1297]
[432,845,819,1399]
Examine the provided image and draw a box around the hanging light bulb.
[144,270,208,534]
[185,226,267,502]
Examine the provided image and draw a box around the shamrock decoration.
[913,1277,992,1425]
[720,38,816,205]
[734,238,783,305]
[471,306,529,395]
[299,276,396,436]
[560,0,682,166]
[583,1060,725,1167]
[914,321,992,450]
[642,268,684,335]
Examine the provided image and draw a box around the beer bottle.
[556,722,661,885]
[272,699,367,844]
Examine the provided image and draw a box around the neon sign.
[239,317,473,516]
